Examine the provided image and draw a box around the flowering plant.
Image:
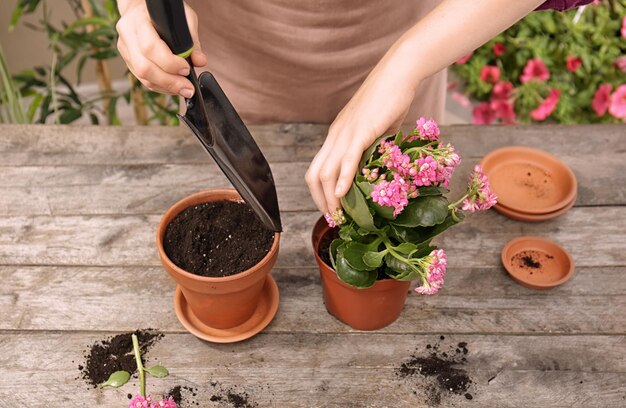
[452,1,626,124]
[324,118,496,294]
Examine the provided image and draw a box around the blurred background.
[1,0,625,126]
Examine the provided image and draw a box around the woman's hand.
[116,0,207,98]
[305,58,419,214]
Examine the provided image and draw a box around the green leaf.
[329,239,343,269]
[388,224,422,243]
[394,242,417,255]
[363,250,387,269]
[343,242,378,271]
[384,254,421,281]
[417,186,450,196]
[393,196,449,227]
[100,370,130,388]
[358,134,390,170]
[144,365,169,378]
[58,108,82,124]
[338,222,358,242]
[341,183,376,231]
[393,130,404,145]
[336,251,377,289]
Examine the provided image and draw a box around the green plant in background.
[452,0,626,124]
[0,44,29,123]
[3,0,179,125]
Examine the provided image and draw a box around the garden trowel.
[146,0,282,232]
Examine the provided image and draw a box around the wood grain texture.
[0,208,624,268]
[1,265,624,334]
[0,333,624,407]
[1,124,625,407]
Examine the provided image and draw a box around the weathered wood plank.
[0,332,623,407]
[1,124,625,165]
[1,265,624,334]
[0,152,623,216]
[0,208,624,269]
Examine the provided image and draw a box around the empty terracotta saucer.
[501,237,575,289]
[481,147,577,214]
[173,275,279,343]
[494,193,577,222]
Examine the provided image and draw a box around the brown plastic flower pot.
[156,189,280,331]
[312,216,411,331]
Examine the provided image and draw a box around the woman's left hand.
[305,59,419,214]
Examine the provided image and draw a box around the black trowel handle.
[145,0,194,58]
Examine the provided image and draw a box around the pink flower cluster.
[129,396,176,408]
[405,117,441,142]
[371,175,410,216]
[414,249,447,295]
[593,84,626,119]
[461,165,497,212]
[324,209,346,228]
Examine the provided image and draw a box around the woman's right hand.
[116,0,207,98]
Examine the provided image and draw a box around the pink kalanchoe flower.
[566,55,582,73]
[426,249,447,284]
[491,81,514,100]
[151,397,177,408]
[520,59,550,83]
[493,42,506,57]
[324,209,346,228]
[615,56,626,73]
[609,84,626,119]
[455,51,473,65]
[130,395,152,408]
[462,165,497,212]
[472,102,495,125]
[362,167,380,182]
[413,117,441,141]
[435,143,462,187]
[411,155,439,187]
[490,99,517,124]
[622,16,626,39]
[530,89,560,121]
[379,140,411,174]
[371,175,410,216]
[414,250,447,296]
[592,83,612,116]
[479,65,501,85]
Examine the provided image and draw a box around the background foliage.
[453,0,626,124]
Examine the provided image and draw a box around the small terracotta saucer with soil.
[501,236,575,289]
[494,193,577,222]
[481,146,577,215]
[173,275,279,343]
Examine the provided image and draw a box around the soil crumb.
[167,385,199,407]
[396,337,474,405]
[164,201,274,277]
[209,381,258,407]
[80,329,163,388]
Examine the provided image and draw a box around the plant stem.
[131,334,146,397]
[448,193,469,210]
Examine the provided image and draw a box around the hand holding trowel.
[145,0,282,232]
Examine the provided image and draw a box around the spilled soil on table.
[78,329,163,388]
[166,381,260,408]
[164,201,274,277]
[396,336,474,405]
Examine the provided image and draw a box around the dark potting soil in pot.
[164,201,274,277]
[318,228,391,281]
[79,329,163,388]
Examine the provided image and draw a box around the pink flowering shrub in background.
[452,1,626,124]
[324,118,496,295]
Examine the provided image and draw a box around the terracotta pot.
[156,189,280,329]
[312,216,411,330]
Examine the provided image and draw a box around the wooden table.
[0,124,625,407]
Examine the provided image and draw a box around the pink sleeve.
[536,0,594,11]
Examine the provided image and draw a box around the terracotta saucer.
[501,236,575,289]
[481,146,577,214]
[173,275,279,343]
[494,193,577,222]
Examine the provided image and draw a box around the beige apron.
[186,0,446,124]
